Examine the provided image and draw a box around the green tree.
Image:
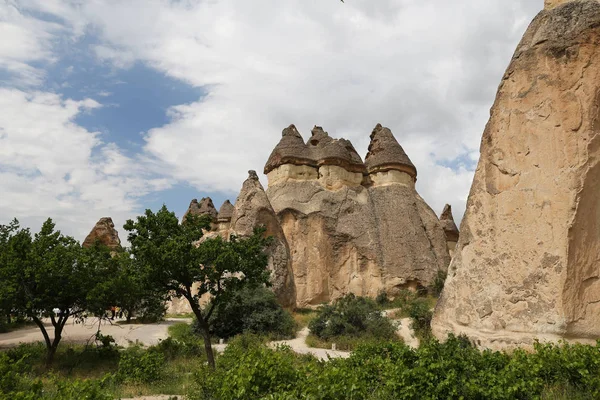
[0,218,114,364]
[124,205,272,368]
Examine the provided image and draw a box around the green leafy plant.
[202,286,295,340]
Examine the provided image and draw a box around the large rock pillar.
[432,1,600,349]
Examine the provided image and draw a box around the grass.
[1,323,208,398]
[305,333,403,351]
[165,312,195,319]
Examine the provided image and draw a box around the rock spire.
[432,0,600,348]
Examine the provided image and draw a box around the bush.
[200,286,295,340]
[189,334,304,400]
[117,346,165,383]
[308,294,398,349]
[187,336,600,400]
[432,269,447,297]
[408,298,433,339]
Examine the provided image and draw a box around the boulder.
[432,0,600,348]
[82,217,121,250]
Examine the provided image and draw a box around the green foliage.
[124,205,274,368]
[408,298,433,339]
[0,218,118,363]
[432,269,448,297]
[117,346,165,384]
[308,294,397,345]
[203,286,295,340]
[188,336,600,400]
[189,334,302,400]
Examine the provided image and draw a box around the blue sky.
[0,0,541,241]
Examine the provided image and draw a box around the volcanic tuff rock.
[183,197,218,222]
[82,217,121,250]
[227,171,296,308]
[266,124,449,307]
[433,0,600,348]
[439,204,459,257]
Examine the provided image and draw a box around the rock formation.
[265,124,449,307]
[183,197,218,227]
[82,217,121,250]
[439,204,459,258]
[217,200,234,231]
[228,171,296,307]
[433,0,600,348]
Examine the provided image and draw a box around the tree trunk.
[185,294,216,369]
[31,315,53,365]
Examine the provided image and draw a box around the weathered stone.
[266,125,449,307]
[432,0,600,348]
[82,217,121,250]
[365,124,417,180]
[183,197,218,223]
[229,171,296,308]
[440,204,460,257]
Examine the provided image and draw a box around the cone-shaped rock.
[433,1,600,348]
[83,217,121,250]
[229,171,296,308]
[365,124,417,179]
[217,200,234,223]
[440,204,459,242]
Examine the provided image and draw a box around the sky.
[0,0,542,242]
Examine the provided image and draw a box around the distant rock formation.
[433,0,600,348]
[217,200,234,231]
[82,217,121,250]
[183,198,218,228]
[439,205,459,258]
[265,124,449,307]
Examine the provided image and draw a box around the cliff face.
[266,124,449,307]
[432,0,600,348]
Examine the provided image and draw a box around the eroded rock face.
[229,171,297,308]
[83,217,121,250]
[266,124,449,307]
[432,1,600,348]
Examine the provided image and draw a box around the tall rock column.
[433,0,600,348]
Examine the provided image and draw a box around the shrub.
[408,298,433,339]
[201,286,295,340]
[189,334,304,400]
[186,336,600,400]
[432,269,447,297]
[308,294,398,347]
[117,346,165,383]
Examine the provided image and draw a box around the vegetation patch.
[307,294,399,350]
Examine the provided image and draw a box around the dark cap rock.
[365,124,417,179]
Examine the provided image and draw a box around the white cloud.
[77,0,542,221]
[0,88,171,240]
[0,0,545,238]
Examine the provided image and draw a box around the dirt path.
[270,327,351,360]
[0,318,189,348]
